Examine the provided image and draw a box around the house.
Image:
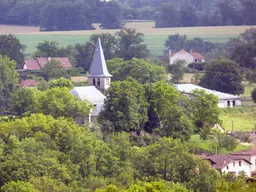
[169,49,205,65]
[19,79,39,87]
[23,57,72,71]
[204,154,252,177]
[231,147,256,175]
[70,38,112,122]
[70,86,106,123]
[174,84,241,108]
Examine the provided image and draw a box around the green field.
[188,135,251,154]
[220,107,256,132]
[15,25,255,56]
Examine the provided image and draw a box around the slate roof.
[204,154,251,170]
[24,57,72,71]
[88,38,112,78]
[174,84,241,100]
[70,86,106,117]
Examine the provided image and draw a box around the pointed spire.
[88,38,112,78]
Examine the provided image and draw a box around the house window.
[233,100,236,107]
[239,161,241,166]
[233,161,235,167]
[227,166,229,170]
[93,79,96,86]
[227,101,230,107]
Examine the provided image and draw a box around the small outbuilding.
[174,84,241,108]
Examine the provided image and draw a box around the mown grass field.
[188,135,252,154]
[5,23,253,56]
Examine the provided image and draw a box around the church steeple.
[88,38,112,91]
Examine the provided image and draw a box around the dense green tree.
[0,181,38,192]
[99,78,148,132]
[165,34,187,53]
[252,88,256,103]
[180,5,197,27]
[155,3,180,28]
[242,0,256,25]
[116,28,149,60]
[34,41,61,57]
[150,81,194,140]
[100,1,124,29]
[107,58,166,83]
[39,60,69,81]
[217,134,238,152]
[0,55,18,115]
[165,35,215,54]
[0,34,25,69]
[246,70,256,85]
[169,60,186,84]
[36,87,92,118]
[200,59,244,95]
[189,89,220,139]
[40,1,94,31]
[75,33,117,71]
[12,88,37,116]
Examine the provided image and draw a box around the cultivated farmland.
[0,22,255,55]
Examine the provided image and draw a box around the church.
[70,38,111,122]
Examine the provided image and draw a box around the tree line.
[0,0,255,31]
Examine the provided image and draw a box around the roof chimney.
[169,50,172,57]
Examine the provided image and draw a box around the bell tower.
[88,38,112,92]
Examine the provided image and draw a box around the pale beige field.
[1,22,255,37]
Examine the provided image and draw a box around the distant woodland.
[0,0,255,31]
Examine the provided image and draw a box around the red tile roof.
[24,60,41,71]
[169,49,205,60]
[23,57,72,71]
[19,79,39,87]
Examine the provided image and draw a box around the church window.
[97,78,100,86]
[93,79,96,85]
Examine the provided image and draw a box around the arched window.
[97,78,100,86]
[93,79,96,85]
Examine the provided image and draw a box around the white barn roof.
[174,84,241,100]
[70,86,106,104]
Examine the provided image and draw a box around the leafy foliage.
[0,56,18,115]
[189,89,220,139]
[39,60,69,81]
[107,58,166,83]
[200,59,244,95]
[99,78,148,132]
[0,34,25,69]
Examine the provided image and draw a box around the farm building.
[174,84,241,108]
[169,49,205,65]
[23,57,72,71]
[204,154,252,177]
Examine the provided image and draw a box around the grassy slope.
[188,135,251,154]
[16,25,255,56]
[220,107,256,132]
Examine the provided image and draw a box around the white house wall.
[170,53,194,65]
[221,160,251,177]
[218,99,241,108]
